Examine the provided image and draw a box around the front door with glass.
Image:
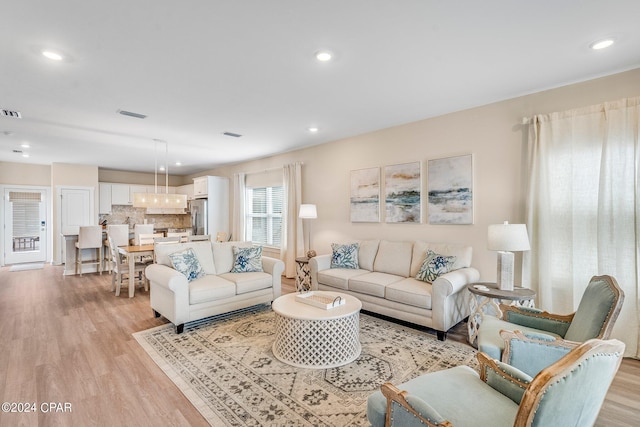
[3,188,48,265]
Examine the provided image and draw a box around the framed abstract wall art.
[427,154,473,224]
[384,161,421,223]
[350,167,380,222]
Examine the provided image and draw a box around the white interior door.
[60,188,93,232]
[58,187,94,263]
[3,187,49,265]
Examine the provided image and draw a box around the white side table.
[295,256,311,291]
[466,282,536,346]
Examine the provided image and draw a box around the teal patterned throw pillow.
[168,248,206,282]
[330,243,360,269]
[231,246,263,273]
[416,250,457,283]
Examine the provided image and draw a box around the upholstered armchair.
[477,275,624,375]
[366,338,625,427]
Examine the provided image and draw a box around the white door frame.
[0,185,52,267]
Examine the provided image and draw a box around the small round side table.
[466,282,536,346]
[295,256,311,292]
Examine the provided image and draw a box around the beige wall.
[0,163,187,187]
[51,163,99,264]
[3,68,640,277]
[192,68,640,281]
[98,169,187,186]
[0,162,51,185]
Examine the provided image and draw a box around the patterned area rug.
[134,305,478,426]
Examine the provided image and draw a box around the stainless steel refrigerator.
[190,199,208,235]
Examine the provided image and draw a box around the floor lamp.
[299,204,317,258]
[487,221,531,290]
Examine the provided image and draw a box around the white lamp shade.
[298,204,317,219]
[487,221,531,252]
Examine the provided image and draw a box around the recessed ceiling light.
[42,50,64,61]
[308,127,319,133]
[21,142,30,148]
[22,153,30,158]
[315,51,332,62]
[175,161,182,166]
[590,39,615,50]
[159,165,166,171]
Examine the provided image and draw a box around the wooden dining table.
[117,244,154,298]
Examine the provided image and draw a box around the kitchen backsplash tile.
[100,205,190,229]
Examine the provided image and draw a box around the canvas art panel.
[350,167,380,222]
[427,154,473,224]
[384,162,421,223]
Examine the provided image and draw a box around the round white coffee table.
[272,291,362,369]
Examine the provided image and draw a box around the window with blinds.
[246,186,283,247]
[9,192,42,250]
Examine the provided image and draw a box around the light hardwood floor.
[0,264,638,426]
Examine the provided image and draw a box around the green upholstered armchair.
[477,275,624,376]
[366,338,625,427]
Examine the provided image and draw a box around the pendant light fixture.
[133,139,188,210]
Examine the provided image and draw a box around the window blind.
[247,186,283,246]
[10,191,41,238]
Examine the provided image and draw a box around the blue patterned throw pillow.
[168,248,206,282]
[330,243,360,269]
[416,250,457,283]
[231,246,263,273]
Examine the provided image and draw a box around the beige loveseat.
[309,240,480,340]
[145,241,284,333]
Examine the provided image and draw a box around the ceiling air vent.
[117,109,147,119]
[223,132,242,138]
[1,109,22,118]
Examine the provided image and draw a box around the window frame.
[245,185,283,248]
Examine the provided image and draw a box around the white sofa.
[309,240,480,340]
[145,241,284,333]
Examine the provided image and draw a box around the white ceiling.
[1,1,639,176]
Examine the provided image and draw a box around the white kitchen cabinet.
[99,183,112,214]
[193,177,208,198]
[129,185,148,204]
[100,182,186,213]
[176,183,194,200]
[111,184,130,205]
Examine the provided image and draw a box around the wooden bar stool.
[75,225,103,276]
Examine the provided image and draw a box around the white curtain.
[282,163,304,278]
[524,97,640,358]
[232,172,246,242]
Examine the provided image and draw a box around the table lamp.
[298,204,317,258]
[487,221,531,290]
